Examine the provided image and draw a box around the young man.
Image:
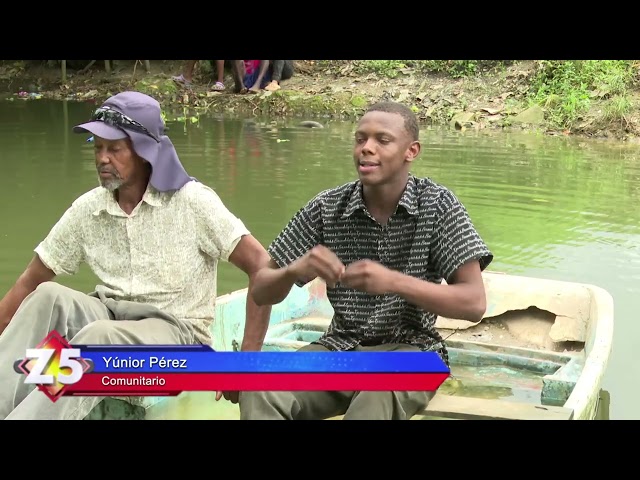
[239,101,493,420]
[0,91,272,420]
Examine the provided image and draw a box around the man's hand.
[0,255,56,337]
[341,259,397,295]
[216,391,239,404]
[288,245,345,288]
[215,338,262,404]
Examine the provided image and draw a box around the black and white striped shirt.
[268,174,493,364]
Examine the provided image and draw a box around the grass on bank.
[350,60,637,131]
[2,60,638,134]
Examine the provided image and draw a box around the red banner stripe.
[64,372,450,395]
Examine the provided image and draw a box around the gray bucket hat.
[73,91,194,192]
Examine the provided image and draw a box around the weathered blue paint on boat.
[85,271,613,420]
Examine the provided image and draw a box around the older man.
[0,91,272,420]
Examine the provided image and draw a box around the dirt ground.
[2,59,640,141]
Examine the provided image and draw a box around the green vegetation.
[2,60,639,140]
[351,60,508,78]
[350,59,638,131]
[527,60,636,128]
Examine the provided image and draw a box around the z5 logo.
[13,331,93,402]
[23,347,84,385]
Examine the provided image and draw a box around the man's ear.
[405,141,421,163]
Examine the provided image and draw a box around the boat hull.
[85,272,613,420]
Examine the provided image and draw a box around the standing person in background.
[173,60,226,91]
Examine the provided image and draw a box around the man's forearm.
[251,265,299,306]
[388,271,486,322]
[0,278,38,328]
[241,276,272,350]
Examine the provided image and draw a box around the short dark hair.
[364,101,419,141]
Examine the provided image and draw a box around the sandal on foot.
[212,81,225,91]
[172,74,192,87]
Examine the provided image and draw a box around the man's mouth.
[358,159,380,172]
[98,168,118,177]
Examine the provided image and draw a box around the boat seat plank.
[417,393,574,420]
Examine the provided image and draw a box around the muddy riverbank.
[2,60,640,141]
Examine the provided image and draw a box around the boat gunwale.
[232,272,614,420]
[563,282,614,419]
[114,272,610,420]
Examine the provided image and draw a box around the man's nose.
[361,138,375,154]
[95,151,111,165]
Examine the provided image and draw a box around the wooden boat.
[86,271,614,420]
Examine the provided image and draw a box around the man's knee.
[238,390,284,419]
[11,282,72,324]
[239,389,304,420]
[354,390,395,403]
[31,281,71,303]
[239,390,293,411]
[73,320,122,344]
[297,342,330,352]
[239,390,273,405]
[398,390,432,417]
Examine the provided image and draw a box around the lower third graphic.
[13,330,93,402]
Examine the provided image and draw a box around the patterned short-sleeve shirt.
[268,174,493,364]
[34,180,250,344]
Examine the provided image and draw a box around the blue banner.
[75,345,449,374]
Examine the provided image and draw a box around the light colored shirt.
[34,180,249,344]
